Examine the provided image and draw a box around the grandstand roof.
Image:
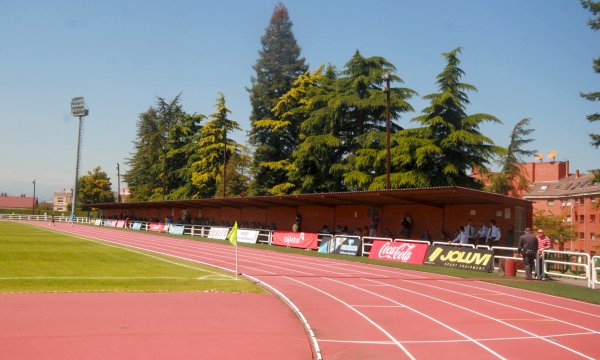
[93,186,531,210]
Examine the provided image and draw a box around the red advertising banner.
[272,231,319,250]
[368,240,428,264]
[149,222,165,232]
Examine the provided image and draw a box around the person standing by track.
[517,227,538,280]
[536,229,552,280]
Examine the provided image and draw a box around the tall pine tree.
[191,93,242,198]
[248,2,308,195]
[396,48,501,188]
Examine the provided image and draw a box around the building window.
[562,200,567,206]
[591,197,597,204]
[592,233,597,241]
[566,199,572,206]
[566,215,572,222]
[592,214,596,223]
[547,200,554,206]
[579,215,585,223]
[57,197,64,205]
[540,185,548,191]
[579,232,585,239]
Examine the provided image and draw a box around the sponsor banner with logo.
[424,246,494,272]
[237,229,259,244]
[369,240,428,264]
[207,226,229,240]
[103,220,114,227]
[272,231,319,250]
[115,220,125,228]
[331,236,362,256]
[94,219,102,226]
[149,222,165,232]
[169,224,185,235]
[131,222,142,231]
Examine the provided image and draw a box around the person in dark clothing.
[517,227,538,280]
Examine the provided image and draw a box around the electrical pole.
[116,163,121,203]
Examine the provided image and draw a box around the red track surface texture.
[6,223,600,359]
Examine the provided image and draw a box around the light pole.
[116,163,121,203]
[32,179,36,215]
[70,97,89,216]
[223,124,227,198]
[382,72,391,190]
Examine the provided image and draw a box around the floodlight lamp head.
[71,96,89,117]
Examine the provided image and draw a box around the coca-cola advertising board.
[272,231,319,250]
[368,240,428,264]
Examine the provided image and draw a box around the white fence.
[2,214,598,289]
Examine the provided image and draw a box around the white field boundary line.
[47,222,443,283]
[73,230,281,276]
[318,330,597,345]
[67,226,288,275]
[40,226,239,280]
[402,279,600,333]
[65,223,434,281]
[76,227,351,278]
[111,237,314,276]
[324,277,506,359]
[442,280,600,317]
[49,225,278,276]
[365,277,597,360]
[284,276,418,360]
[0,276,229,280]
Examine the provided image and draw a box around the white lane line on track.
[366,278,597,360]
[441,280,600,318]
[404,279,600,333]
[284,276,418,360]
[319,330,598,345]
[324,277,507,359]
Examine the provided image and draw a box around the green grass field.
[0,221,263,293]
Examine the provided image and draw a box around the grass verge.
[0,221,263,293]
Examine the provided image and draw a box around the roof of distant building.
[524,173,600,199]
[0,196,37,209]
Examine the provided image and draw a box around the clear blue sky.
[1,0,598,201]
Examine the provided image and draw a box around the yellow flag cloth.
[227,221,238,246]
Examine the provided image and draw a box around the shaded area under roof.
[93,186,531,210]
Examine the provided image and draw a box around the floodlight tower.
[70,97,89,216]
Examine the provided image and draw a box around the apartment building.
[522,161,600,254]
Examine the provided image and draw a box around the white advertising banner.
[207,226,229,240]
[237,229,259,244]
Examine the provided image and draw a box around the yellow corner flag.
[227,221,238,246]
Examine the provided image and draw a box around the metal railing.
[543,250,592,288]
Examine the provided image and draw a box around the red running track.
[14,223,600,359]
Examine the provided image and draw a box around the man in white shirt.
[465,219,476,244]
[485,219,501,247]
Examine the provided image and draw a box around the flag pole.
[235,242,238,280]
[227,221,239,280]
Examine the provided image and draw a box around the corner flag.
[227,221,238,246]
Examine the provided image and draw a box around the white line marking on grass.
[42,227,236,280]
[0,276,236,281]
